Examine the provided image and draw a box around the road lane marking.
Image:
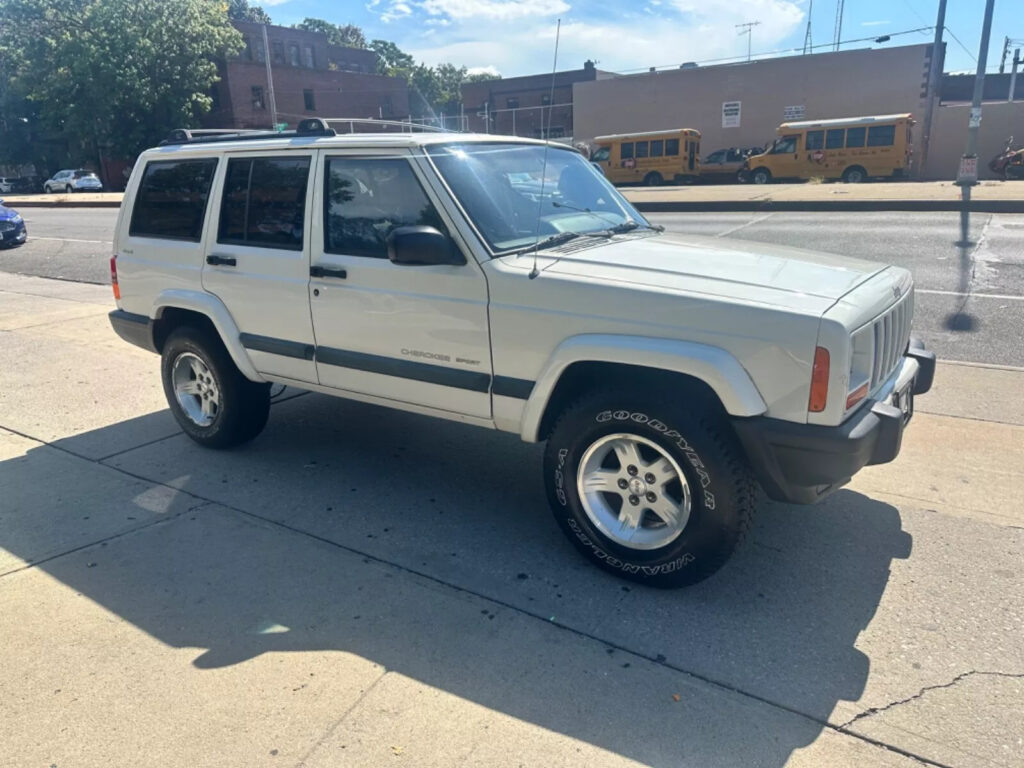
[30,236,113,244]
[916,288,1024,301]
[715,213,773,238]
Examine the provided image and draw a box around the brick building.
[460,61,612,139]
[205,21,410,130]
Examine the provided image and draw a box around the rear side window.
[826,129,845,149]
[846,127,866,147]
[324,157,449,259]
[665,138,679,156]
[620,142,634,160]
[218,156,311,250]
[867,125,896,147]
[129,158,218,241]
[805,131,824,150]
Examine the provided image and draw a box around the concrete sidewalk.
[5,179,1024,213]
[0,272,1021,767]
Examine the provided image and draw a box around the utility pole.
[736,21,761,62]
[261,24,279,129]
[1000,36,1010,73]
[1010,48,1021,102]
[802,0,814,55]
[833,0,845,51]
[917,0,947,179]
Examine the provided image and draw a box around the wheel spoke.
[652,458,677,481]
[200,396,216,419]
[648,498,682,528]
[611,439,644,470]
[581,469,621,494]
[178,380,201,396]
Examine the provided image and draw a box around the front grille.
[871,289,914,390]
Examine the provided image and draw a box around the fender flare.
[151,289,265,382]
[519,334,767,442]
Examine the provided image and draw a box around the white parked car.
[0,177,16,194]
[108,119,935,587]
[44,169,103,193]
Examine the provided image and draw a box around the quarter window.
[846,127,866,147]
[665,138,679,156]
[635,141,649,159]
[806,130,824,150]
[826,128,845,149]
[650,140,664,158]
[867,125,896,146]
[129,159,217,241]
[620,142,634,160]
[324,158,449,259]
[218,157,310,251]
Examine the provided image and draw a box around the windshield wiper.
[600,220,665,235]
[523,231,585,252]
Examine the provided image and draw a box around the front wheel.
[160,326,270,448]
[543,390,756,588]
[751,168,771,185]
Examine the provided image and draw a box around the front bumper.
[0,221,27,246]
[733,338,936,504]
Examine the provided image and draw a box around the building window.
[255,38,266,63]
[541,93,551,106]
[302,44,315,68]
[506,97,519,109]
[252,85,265,110]
[380,96,393,117]
[303,89,316,111]
[271,40,284,64]
[243,38,253,61]
[288,42,300,67]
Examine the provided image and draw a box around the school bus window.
[846,127,866,147]
[650,140,664,158]
[620,142,634,159]
[665,139,679,156]
[770,135,799,154]
[592,146,611,162]
[867,125,896,146]
[806,131,824,150]
[826,129,845,149]
[636,141,649,159]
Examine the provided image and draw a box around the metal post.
[261,24,278,129]
[512,108,516,136]
[1010,49,1020,103]
[917,0,946,179]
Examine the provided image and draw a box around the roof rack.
[159,118,336,146]
[320,117,456,134]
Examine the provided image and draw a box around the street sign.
[783,105,805,121]
[957,155,978,185]
[722,101,741,128]
[274,123,288,132]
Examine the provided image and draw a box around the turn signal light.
[846,381,869,410]
[110,256,120,299]
[808,346,830,413]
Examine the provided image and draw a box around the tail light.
[110,255,120,300]
[808,346,830,413]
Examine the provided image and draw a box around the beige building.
[572,43,1024,180]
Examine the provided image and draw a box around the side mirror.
[387,226,465,266]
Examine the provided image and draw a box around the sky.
[251,0,1020,78]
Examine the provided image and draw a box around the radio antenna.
[529,17,561,279]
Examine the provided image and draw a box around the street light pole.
[261,24,279,129]
[917,0,946,179]
[957,0,996,190]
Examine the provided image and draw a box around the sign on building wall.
[722,101,741,128]
[783,105,806,121]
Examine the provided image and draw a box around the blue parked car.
[0,198,27,247]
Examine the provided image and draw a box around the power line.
[944,27,977,63]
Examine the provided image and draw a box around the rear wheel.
[751,168,772,185]
[842,166,867,183]
[643,171,663,187]
[160,326,270,448]
[543,389,757,588]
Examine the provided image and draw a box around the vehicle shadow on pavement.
[1,394,912,766]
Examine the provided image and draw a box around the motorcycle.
[989,136,1024,180]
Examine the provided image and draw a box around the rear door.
[202,150,318,383]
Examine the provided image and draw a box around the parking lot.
[0,211,1022,767]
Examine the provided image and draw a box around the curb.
[631,199,1024,214]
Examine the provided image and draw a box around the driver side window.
[324,157,449,259]
[770,136,799,154]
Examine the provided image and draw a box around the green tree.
[294,18,366,49]
[369,39,415,77]
[434,63,467,105]
[0,0,243,165]
[466,72,501,83]
[227,0,271,24]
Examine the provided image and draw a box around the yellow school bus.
[591,129,702,185]
[744,114,914,184]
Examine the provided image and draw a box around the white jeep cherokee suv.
[109,119,935,587]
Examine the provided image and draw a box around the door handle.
[310,265,347,280]
[206,254,236,267]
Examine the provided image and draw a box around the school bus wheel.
[751,168,772,185]
[643,171,664,187]
[842,166,867,183]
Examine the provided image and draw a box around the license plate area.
[892,382,914,424]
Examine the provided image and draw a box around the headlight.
[0,221,15,231]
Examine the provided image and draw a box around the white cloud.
[467,65,502,77]
[421,0,569,20]
[253,0,292,6]
[861,20,891,27]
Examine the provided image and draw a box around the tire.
[842,166,866,183]
[160,326,270,448]
[643,171,663,187]
[65,184,73,194]
[543,389,756,588]
[751,168,771,185]
[736,169,749,184]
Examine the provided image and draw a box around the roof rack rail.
[320,117,457,134]
[159,118,336,146]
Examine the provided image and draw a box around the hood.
[536,232,886,312]
[0,204,21,220]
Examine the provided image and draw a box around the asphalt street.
[3,207,1023,367]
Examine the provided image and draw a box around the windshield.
[427,143,648,253]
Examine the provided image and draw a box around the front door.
[308,150,492,419]
[765,134,803,179]
[202,151,318,383]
